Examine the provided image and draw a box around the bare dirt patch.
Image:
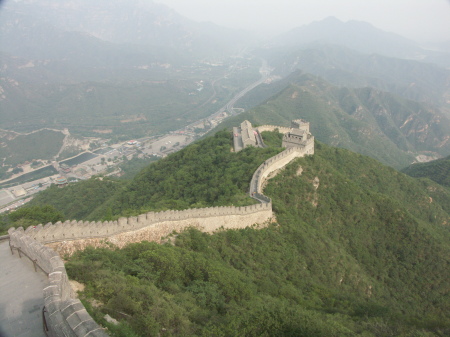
[313,176,320,190]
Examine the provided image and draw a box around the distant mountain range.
[0,0,260,138]
[0,0,253,62]
[234,18,450,168]
[271,16,450,68]
[258,44,450,111]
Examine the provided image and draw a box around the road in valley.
[209,58,271,121]
[184,58,271,130]
[224,58,271,115]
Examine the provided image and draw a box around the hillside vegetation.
[64,135,450,337]
[28,178,127,221]
[0,179,126,235]
[402,155,450,188]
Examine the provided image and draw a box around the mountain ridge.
[0,0,253,61]
[259,44,450,109]
[271,16,450,68]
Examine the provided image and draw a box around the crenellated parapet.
[9,120,314,252]
[19,203,272,246]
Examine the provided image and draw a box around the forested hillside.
[64,135,450,337]
[0,178,126,235]
[86,131,281,220]
[28,178,127,220]
[402,155,450,188]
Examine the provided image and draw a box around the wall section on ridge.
[12,136,314,256]
[20,203,272,248]
[250,146,312,197]
[46,203,273,256]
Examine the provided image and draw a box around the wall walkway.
[0,240,47,337]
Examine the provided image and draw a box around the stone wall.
[8,228,108,337]
[0,234,10,242]
[43,203,273,256]
[250,147,312,196]
[17,203,271,248]
[303,137,315,155]
[241,120,257,147]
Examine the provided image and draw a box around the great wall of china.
[7,122,314,337]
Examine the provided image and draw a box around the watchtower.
[291,119,310,133]
[282,119,314,154]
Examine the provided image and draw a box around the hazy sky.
[155,0,450,42]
